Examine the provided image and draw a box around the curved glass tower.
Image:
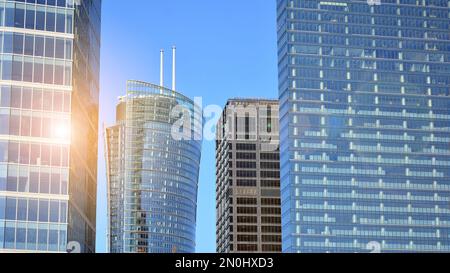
[105,80,202,253]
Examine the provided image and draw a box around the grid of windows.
[1,0,101,253]
[0,0,74,34]
[277,0,450,253]
[105,81,202,253]
[0,31,73,85]
[216,100,282,253]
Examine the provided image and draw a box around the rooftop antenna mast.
[160,49,164,93]
[172,46,176,92]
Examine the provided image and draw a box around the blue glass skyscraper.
[105,48,203,253]
[277,0,450,252]
[105,71,202,251]
[0,0,101,253]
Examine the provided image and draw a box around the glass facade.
[277,0,450,252]
[0,0,101,253]
[105,80,202,253]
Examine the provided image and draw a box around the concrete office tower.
[216,99,281,253]
[277,0,450,252]
[0,0,101,252]
[105,51,202,253]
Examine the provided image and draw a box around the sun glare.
[53,122,71,140]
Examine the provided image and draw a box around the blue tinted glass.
[4,227,15,247]
[28,199,38,222]
[5,198,16,220]
[38,200,48,222]
[0,224,4,248]
[27,228,37,250]
[0,196,5,219]
[277,0,450,253]
[14,6,24,28]
[37,229,47,250]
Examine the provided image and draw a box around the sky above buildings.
[97,0,278,253]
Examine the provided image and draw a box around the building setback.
[216,99,281,253]
[277,0,450,252]
[0,0,101,252]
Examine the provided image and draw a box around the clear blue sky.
[96,0,278,253]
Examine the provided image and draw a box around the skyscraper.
[105,50,203,253]
[216,99,281,253]
[277,0,450,253]
[0,0,101,253]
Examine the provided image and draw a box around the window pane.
[0,86,11,108]
[14,6,25,28]
[3,33,13,53]
[5,198,16,220]
[10,87,21,108]
[43,90,52,111]
[46,11,55,31]
[6,168,17,191]
[50,173,60,194]
[24,36,34,55]
[5,5,15,27]
[8,142,18,163]
[42,117,51,138]
[38,200,48,222]
[28,199,38,221]
[34,36,44,57]
[33,61,43,83]
[49,201,59,222]
[17,199,27,221]
[25,8,35,29]
[0,114,8,135]
[21,115,30,137]
[55,39,64,59]
[23,59,33,82]
[41,145,50,165]
[44,63,53,84]
[27,228,37,249]
[18,173,28,193]
[19,143,29,164]
[35,8,45,31]
[53,92,63,112]
[60,201,66,223]
[56,12,65,33]
[45,37,54,58]
[0,165,6,191]
[29,172,39,194]
[0,142,7,163]
[51,146,60,166]
[48,230,58,251]
[9,115,20,136]
[0,196,5,219]
[5,227,15,248]
[22,88,32,109]
[12,56,23,81]
[38,229,47,250]
[30,144,40,165]
[31,116,41,137]
[13,34,24,55]
[39,172,49,194]
[1,56,12,80]
[32,89,43,110]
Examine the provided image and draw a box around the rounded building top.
[126,80,194,105]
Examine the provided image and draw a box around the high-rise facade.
[0,0,101,253]
[277,0,450,252]
[216,99,281,253]
[105,80,202,253]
